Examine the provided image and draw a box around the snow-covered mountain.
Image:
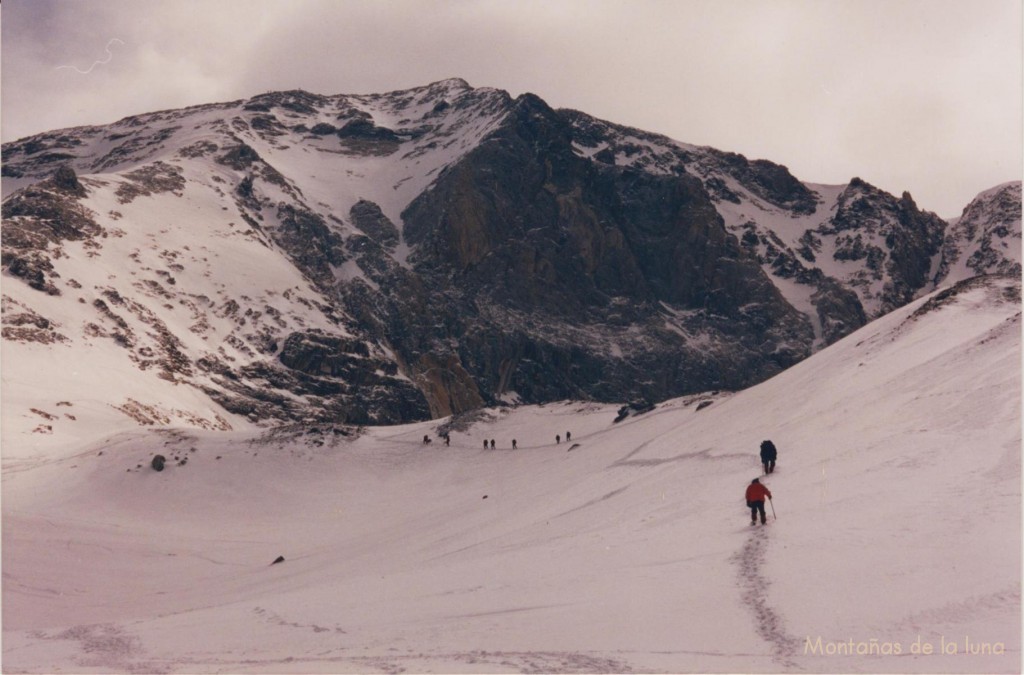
[3,274,1019,673]
[2,79,1020,438]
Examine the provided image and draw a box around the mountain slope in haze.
[2,274,1019,673]
[2,80,1020,438]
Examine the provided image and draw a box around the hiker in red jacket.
[745,478,772,525]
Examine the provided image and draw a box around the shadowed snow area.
[2,275,1020,673]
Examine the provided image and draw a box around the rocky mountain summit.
[2,79,1020,438]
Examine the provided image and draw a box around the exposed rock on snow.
[936,181,1022,284]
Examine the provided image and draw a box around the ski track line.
[143,648,637,674]
[732,527,802,669]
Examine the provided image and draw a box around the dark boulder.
[310,122,337,136]
[217,143,261,169]
[51,165,86,197]
[337,118,399,142]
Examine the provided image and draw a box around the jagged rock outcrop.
[199,330,431,425]
[704,149,819,215]
[349,200,399,249]
[826,179,946,314]
[272,204,347,288]
[1,166,102,295]
[935,182,1022,284]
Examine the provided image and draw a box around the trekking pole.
[769,498,776,521]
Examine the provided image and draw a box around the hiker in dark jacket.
[760,440,777,474]
[745,478,772,525]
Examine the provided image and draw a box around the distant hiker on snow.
[745,478,772,525]
[512,439,518,449]
[760,440,777,474]
[490,439,496,449]
[556,434,561,444]
[566,431,571,442]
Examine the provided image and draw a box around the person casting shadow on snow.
[759,439,777,474]
[745,478,772,525]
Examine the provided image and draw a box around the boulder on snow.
[151,454,166,471]
[51,165,86,197]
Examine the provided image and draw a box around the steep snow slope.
[0,171,345,457]
[1,81,516,436]
[3,275,1019,673]
[1,79,510,224]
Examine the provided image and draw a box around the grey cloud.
[1,0,1020,217]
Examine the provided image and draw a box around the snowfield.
[2,275,1020,673]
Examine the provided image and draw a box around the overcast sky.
[2,0,1020,217]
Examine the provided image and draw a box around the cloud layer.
[2,0,1020,216]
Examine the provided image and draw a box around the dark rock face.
[202,335,431,425]
[272,204,347,288]
[195,328,432,425]
[885,191,947,307]
[279,331,371,376]
[349,200,399,249]
[408,95,765,312]
[810,278,868,344]
[387,93,812,412]
[705,150,819,215]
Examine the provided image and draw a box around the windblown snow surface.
[2,275,1020,673]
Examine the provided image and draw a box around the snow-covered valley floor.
[3,276,1021,674]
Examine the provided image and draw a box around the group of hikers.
[479,431,572,450]
[426,427,777,526]
[422,432,573,451]
[745,439,778,525]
